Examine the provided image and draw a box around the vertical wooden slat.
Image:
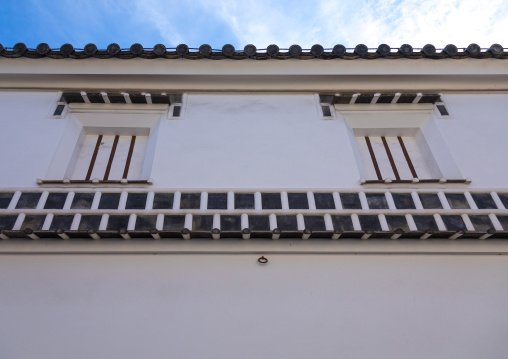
[381,136,400,180]
[85,135,103,181]
[122,136,136,179]
[365,136,382,180]
[103,135,119,180]
[398,136,418,178]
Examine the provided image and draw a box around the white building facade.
[0,42,508,358]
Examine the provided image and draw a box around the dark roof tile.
[0,43,506,60]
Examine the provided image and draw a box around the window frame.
[43,103,166,185]
[335,104,465,184]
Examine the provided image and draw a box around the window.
[43,103,164,184]
[338,106,465,183]
[53,102,67,117]
[69,134,149,181]
[434,102,452,118]
[321,105,332,117]
[168,94,185,119]
[356,135,437,180]
[48,92,68,119]
[316,94,335,119]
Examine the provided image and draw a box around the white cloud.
[197,0,508,49]
[129,0,508,49]
[132,0,187,46]
[317,0,508,48]
[198,0,328,48]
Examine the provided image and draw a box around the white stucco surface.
[0,254,507,359]
[437,93,508,188]
[151,94,359,188]
[1,59,508,359]
[0,91,67,186]
[0,91,507,189]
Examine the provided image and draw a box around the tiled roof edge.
[0,42,507,60]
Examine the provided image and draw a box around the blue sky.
[1,0,508,50]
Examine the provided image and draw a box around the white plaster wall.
[0,254,507,359]
[437,93,508,188]
[151,94,359,188]
[0,91,66,187]
[1,91,508,190]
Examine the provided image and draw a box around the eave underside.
[1,58,508,92]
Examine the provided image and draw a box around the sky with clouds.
[1,0,507,50]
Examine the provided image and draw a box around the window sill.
[37,179,153,187]
[360,178,471,185]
